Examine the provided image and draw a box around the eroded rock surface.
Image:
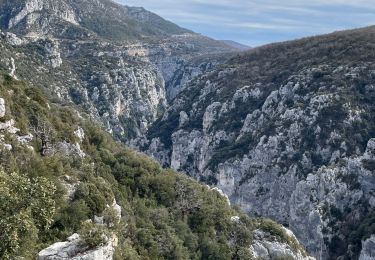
[140,27,375,259]
[38,233,117,260]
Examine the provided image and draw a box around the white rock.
[9,57,17,79]
[74,127,85,143]
[0,119,20,134]
[5,32,25,46]
[203,102,221,133]
[0,98,5,118]
[17,133,33,144]
[179,111,189,127]
[230,216,240,223]
[68,233,80,242]
[38,233,116,260]
[250,239,315,260]
[111,199,122,221]
[2,144,12,151]
[94,215,104,225]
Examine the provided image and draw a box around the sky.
[116,0,375,47]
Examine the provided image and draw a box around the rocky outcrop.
[38,233,117,260]
[38,197,122,259]
[249,226,314,260]
[0,98,34,151]
[359,235,375,260]
[0,119,19,134]
[48,141,85,158]
[8,0,78,30]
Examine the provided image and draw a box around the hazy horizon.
[117,0,375,46]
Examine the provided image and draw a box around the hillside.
[220,40,251,51]
[139,26,375,259]
[0,74,313,259]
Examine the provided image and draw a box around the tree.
[174,180,201,220]
[79,221,108,248]
[30,116,53,156]
[0,169,56,259]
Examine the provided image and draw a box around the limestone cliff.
[141,26,375,259]
[0,0,235,141]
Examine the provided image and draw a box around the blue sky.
[116,0,375,47]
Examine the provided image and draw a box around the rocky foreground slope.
[0,0,236,141]
[139,27,375,259]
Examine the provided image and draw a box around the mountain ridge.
[139,25,375,259]
[220,40,251,50]
[0,0,192,41]
[0,0,237,142]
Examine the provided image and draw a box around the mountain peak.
[0,0,192,41]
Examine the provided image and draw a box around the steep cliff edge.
[140,26,375,259]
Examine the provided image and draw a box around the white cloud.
[116,0,375,46]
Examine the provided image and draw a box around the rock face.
[359,235,375,260]
[250,228,314,260]
[38,233,117,260]
[140,26,375,259]
[0,98,5,118]
[0,0,235,141]
[165,53,232,100]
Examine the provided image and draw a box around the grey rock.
[17,133,33,144]
[38,233,117,260]
[48,141,85,158]
[359,235,375,260]
[0,119,20,134]
[250,229,315,260]
[179,111,189,127]
[5,32,25,45]
[140,56,375,259]
[2,144,12,151]
[74,128,85,143]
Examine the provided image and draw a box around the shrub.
[79,221,108,249]
[0,170,56,259]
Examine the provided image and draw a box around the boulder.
[38,233,117,260]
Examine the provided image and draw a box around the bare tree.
[30,116,53,156]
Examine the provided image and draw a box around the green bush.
[0,169,56,259]
[79,221,108,248]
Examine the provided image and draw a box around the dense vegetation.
[0,74,304,259]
